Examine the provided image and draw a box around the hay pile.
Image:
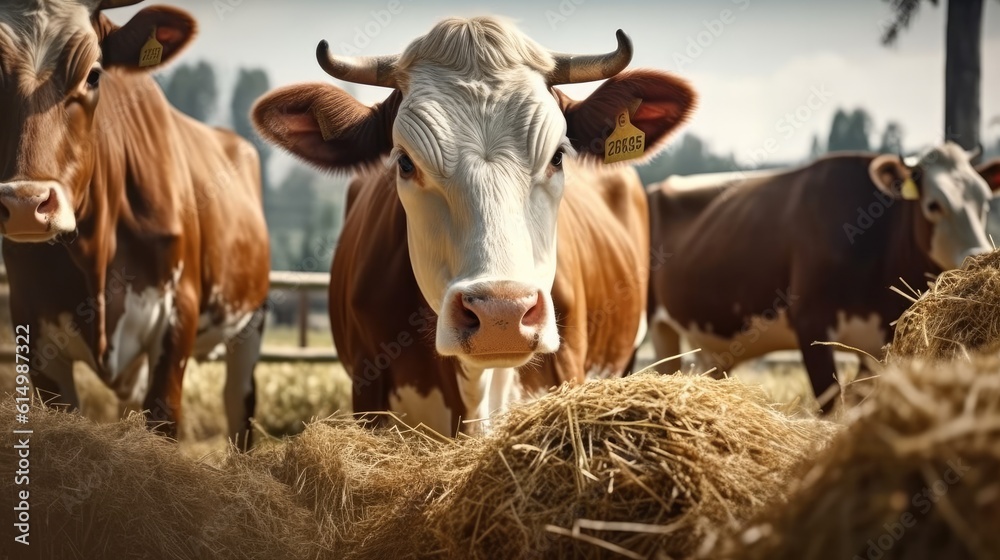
[1,373,838,560]
[0,404,324,560]
[271,373,839,559]
[891,250,1000,359]
[716,356,1000,560]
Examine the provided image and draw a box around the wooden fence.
[0,268,339,363]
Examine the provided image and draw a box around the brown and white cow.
[648,145,1000,410]
[254,17,695,435]
[0,0,270,447]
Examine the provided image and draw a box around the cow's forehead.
[917,142,973,171]
[395,69,566,179]
[0,0,95,81]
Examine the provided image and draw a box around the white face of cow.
[393,65,568,368]
[872,142,997,270]
[252,17,696,369]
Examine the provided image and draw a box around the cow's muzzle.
[437,279,560,367]
[0,181,76,243]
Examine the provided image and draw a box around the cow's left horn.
[547,29,633,85]
[316,40,399,89]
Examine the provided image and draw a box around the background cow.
[254,17,695,435]
[648,144,1000,411]
[0,0,270,447]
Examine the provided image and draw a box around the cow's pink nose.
[450,282,545,355]
[0,184,59,236]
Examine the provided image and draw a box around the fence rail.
[0,268,339,363]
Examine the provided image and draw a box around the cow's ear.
[555,70,696,162]
[869,154,917,200]
[252,83,401,171]
[976,158,1000,193]
[100,7,196,71]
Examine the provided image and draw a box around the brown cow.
[648,145,1000,410]
[254,17,695,435]
[0,0,270,447]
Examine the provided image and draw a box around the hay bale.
[891,250,1000,359]
[0,401,323,560]
[717,356,1000,560]
[263,374,831,559]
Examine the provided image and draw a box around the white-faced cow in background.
[254,17,695,435]
[0,0,270,447]
[647,144,1000,411]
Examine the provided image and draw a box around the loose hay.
[717,356,1000,560]
[0,403,324,560]
[1,373,838,560]
[891,250,1000,359]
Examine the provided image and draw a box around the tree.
[231,69,274,195]
[162,61,218,122]
[634,134,740,184]
[827,108,872,152]
[809,134,824,159]
[881,0,995,152]
[878,122,905,154]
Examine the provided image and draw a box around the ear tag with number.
[139,28,164,68]
[604,108,645,164]
[900,177,920,200]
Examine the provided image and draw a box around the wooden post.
[298,290,309,348]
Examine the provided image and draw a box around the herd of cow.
[1,1,997,448]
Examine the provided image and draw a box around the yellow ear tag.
[604,108,645,164]
[900,177,920,200]
[139,28,164,68]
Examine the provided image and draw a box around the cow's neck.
[61,70,178,364]
[883,203,941,299]
[456,364,521,435]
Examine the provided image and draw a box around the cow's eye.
[926,200,943,215]
[550,149,564,168]
[86,67,102,90]
[398,154,416,178]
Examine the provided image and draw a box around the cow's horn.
[899,150,920,170]
[316,40,399,89]
[547,29,633,85]
[968,142,984,161]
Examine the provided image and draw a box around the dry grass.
[0,372,838,560]
[891,250,1000,359]
[715,356,1000,560]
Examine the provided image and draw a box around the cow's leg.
[795,324,840,414]
[142,291,198,439]
[223,307,265,450]
[650,318,682,374]
[30,355,77,410]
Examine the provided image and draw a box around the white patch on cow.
[671,310,798,373]
[194,310,255,361]
[388,384,453,436]
[633,312,648,350]
[106,284,174,393]
[825,311,886,357]
[585,364,617,381]
[456,365,522,435]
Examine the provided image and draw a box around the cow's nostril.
[36,189,56,215]
[0,201,9,223]
[521,297,543,328]
[455,293,481,331]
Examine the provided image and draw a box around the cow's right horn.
[547,29,633,85]
[316,40,399,89]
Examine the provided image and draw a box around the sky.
[107,0,1000,170]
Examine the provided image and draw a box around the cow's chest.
[40,281,177,403]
